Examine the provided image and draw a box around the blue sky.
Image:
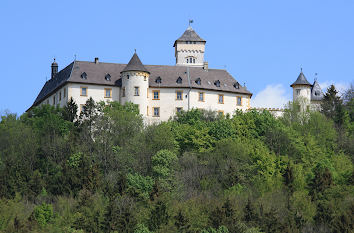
[0,0,353,114]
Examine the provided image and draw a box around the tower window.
[127,75,130,79]
[315,91,320,96]
[59,91,62,101]
[81,72,87,79]
[193,58,195,63]
[134,87,140,96]
[176,77,182,84]
[155,77,162,84]
[63,88,66,98]
[296,89,300,95]
[122,87,126,97]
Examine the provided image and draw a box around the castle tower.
[174,26,206,67]
[121,52,150,117]
[290,69,312,106]
[51,58,58,79]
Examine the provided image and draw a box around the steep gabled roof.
[173,26,206,47]
[290,71,312,87]
[311,80,324,101]
[32,62,74,106]
[30,60,252,109]
[121,53,149,73]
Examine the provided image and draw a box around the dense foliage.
[0,85,353,233]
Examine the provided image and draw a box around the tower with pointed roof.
[174,26,206,67]
[121,52,150,117]
[291,69,324,111]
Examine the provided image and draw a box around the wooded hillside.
[0,85,353,233]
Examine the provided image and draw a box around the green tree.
[149,201,169,231]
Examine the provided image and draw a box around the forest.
[0,84,353,233]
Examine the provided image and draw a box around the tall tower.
[121,52,150,117]
[51,58,58,79]
[174,25,206,67]
[290,69,312,106]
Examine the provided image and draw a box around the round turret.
[120,52,149,117]
[291,69,312,105]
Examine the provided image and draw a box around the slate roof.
[31,60,252,108]
[121,53,149,73]
[290,71,312,87]
[174,26,206,46]
[311,80,324,101]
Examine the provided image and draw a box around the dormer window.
[176,77,182,84]
[195,78,201,85]
[81,72,87,79]
[234,82,240,89]
[105,74,111,81]
[214,80,220,87]
[155,77,162,84]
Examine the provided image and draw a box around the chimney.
[203,61,208,71]
[51,58,58,79]
[94,57,99,64]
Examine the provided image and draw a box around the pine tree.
[62,97,78,122]
[321,84,346,127]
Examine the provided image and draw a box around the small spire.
[134,48,136,53]
[189,19,193,26]
[301,67,303,73]
[314,73,318,81]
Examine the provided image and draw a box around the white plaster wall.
[121,72,149,117]
[175,42,205,66]
[146,87,251,123]
[293,85,311,103]
[68,83,120,111]
[40,84,69,108]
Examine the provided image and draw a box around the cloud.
[319,81,351,96]
[251,84,291,109]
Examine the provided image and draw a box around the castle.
[29,26,252,123]
[29,25,323,120]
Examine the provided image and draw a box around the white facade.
[175,42,205,67]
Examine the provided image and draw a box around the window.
[153,107,160,117]
[237,97,242,106]
[81,72,87,79]
[176,77,182,84]
[153,90,160,100]
[155,77,162,84]
[296,89,300,95]
[104,88,112,98]
[105,74,111,81]
[134,87,140,96]
[176,91,183,100]
[176,107,183,113]
[81,87,87,96]
[63,88,66,98]
[193,58,195,63]
[234,82,240,89]
[59,91,62,101]
[218,110,224,116]
[127,75,130,79]
[53,96,55,105]
[215,80,221,87]
[147,106,149,116]
[190,57,193,63]
[122,87,126,97]
[199,92,205,102]
[315,91,320,96]
[195,78,201,85]
[218,94,224,104]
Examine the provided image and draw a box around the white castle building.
[29,26,253,123]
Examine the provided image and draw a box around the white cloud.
[319,81,351,96]
[251,84,291,109]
